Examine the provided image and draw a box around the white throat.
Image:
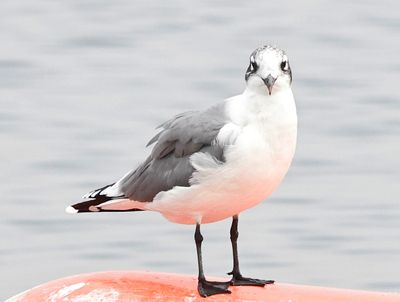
[227,86,297,129]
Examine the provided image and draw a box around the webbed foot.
[228,271,274,287]
[197,279,231,297]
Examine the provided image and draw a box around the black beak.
[262,74,277,95]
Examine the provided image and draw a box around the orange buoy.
[6,271,400,302]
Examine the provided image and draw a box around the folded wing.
[68,103,232,212]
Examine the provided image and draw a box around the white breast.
[148,89,297,225]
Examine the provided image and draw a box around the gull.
[66,45,297,297]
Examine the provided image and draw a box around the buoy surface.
[6,271,400,302]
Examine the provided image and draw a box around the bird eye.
[250,61,258,71]
[281,60,289,72]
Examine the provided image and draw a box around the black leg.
[228,215,275,286]
[195,223,231,297]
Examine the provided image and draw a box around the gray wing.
[118,103,228,202]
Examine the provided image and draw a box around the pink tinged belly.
[149,155,293,225]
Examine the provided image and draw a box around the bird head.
[245,45,292,96]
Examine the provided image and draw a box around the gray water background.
[1,0,400,300]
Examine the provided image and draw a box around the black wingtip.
[66,199,144,213]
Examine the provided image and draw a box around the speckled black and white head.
[245,45,292,96]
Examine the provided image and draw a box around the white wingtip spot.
[65,206,78,214]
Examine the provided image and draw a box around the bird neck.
[224,86,296,129]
